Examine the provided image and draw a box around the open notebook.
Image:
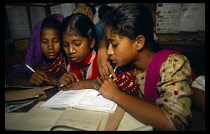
[40,89,117,113]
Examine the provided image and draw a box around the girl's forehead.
[41,27,59,32]
[63,33,83,38]
[64,29,81,36]
[62,34,88,42]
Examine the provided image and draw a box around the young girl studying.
[95,3,194,131]
[6,14,67,86]
[58,13,100,90]
[59,13,139,95]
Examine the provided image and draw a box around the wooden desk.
[5,87,153,131]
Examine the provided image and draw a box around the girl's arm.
[6,64,49,86]
[61,79,96,91]
[97,77,174,131]
[112,89,173,131]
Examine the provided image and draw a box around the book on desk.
[5,101,153,131]
[40,89,117,113]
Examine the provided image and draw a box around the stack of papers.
[5,86,49,104]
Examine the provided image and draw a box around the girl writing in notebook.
[59,13,139,95]
[6,14,67,86]
[58,13,100,89]
[95,3,194,131]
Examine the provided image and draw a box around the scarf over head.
[6,14,67,84]
[24,14,64,72]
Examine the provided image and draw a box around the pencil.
[25,64,47,81]
[25,64,35,72]
[109,66,118,78]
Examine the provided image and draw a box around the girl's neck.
[134,48,155,74]
[45,58,55,64]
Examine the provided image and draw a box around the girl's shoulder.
[163,53,188,66]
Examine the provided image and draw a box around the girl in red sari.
[6,14,67,86]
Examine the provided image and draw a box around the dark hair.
[60,13,98,50]
[105,3,160,52]
[98,5,112,20]
[88,4,96,15]
[41,16,61,31]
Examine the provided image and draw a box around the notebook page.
[40,89,89,108]
[52,108,104,131]
[74,89,117,113]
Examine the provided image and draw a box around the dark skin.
[94,26,174,131]
[59,34,97,90]
[97,38,117,79]
[10,27,61,86]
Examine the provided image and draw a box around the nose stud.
[72,50,76,53]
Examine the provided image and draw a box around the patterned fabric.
[144,49,183,100]
[72,3,93,22]
[38,56,67,77]
[115,65,139,95]
[135,52,193,130]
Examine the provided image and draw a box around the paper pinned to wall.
[50,3,76,18]
[156,3,182,33]
[179,3,205,32]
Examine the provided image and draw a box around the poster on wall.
[156,3,182,33]
[50,3,76,18]
[179,3,205,32]
[5,6,31,39]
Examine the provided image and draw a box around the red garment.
[38,56,67,77]
[68,50,100,79]
[115,65,139,95]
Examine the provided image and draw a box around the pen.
[25,63,47,81]
[59,84,65,89]
[25,64,35,72]
[109,66,118,78]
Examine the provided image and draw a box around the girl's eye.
[54,40,59,43]
[112,44,117,47]
[62,43,68,47]
[75,43,81,46]
[41,41,47,44]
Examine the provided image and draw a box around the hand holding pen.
[95,66,118,96]
[58,72,80,89]
[25,64,49,86]
[109,66,118,81]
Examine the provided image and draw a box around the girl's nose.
[69,46,76,54]
[47,42,54,50]
[107,44,114,55]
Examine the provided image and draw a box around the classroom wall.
[5,3,205,76]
